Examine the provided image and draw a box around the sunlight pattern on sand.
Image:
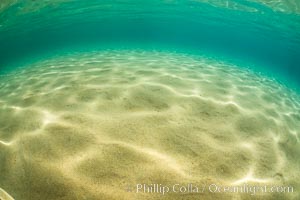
[0,50,299,199]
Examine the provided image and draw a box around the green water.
[0,1,300,200]
[0,0,300,90]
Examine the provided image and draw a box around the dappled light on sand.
[0,50,299,199]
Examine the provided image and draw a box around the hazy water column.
[0,0,300,90]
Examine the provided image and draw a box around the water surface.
[0,1,300,200]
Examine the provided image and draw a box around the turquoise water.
[0,0,300,90]
[1,1,300,200]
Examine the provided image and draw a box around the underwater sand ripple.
[0,50,299,199]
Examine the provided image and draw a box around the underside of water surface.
[0,1,300,200]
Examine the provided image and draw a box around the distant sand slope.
[0,50,299,199]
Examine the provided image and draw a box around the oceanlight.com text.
[127,183,294,196]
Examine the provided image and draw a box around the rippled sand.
[0,50,299,200]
